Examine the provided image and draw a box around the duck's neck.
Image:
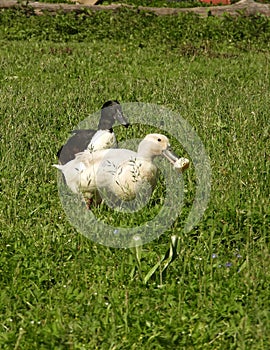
[137,141,155,161]
[98,114,114,130]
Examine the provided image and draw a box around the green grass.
[0,9,270,349]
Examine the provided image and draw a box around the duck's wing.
[57,129,96,164]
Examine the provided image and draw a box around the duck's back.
[57,129,96,164]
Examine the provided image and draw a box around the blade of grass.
[143,235,179,284]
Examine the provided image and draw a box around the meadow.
[0,7,270,349]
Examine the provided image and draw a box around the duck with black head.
[57,100,129,164]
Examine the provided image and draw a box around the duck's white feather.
[87,130,116,151]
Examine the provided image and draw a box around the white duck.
[54,134,189,204]
[57,100,129,164]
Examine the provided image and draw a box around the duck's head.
[138,134,179,164]
[99,100,129,130]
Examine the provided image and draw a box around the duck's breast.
[88,130,117,151]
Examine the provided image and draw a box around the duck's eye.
[157,138,161,142]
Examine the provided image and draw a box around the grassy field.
[0,8,270,349]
